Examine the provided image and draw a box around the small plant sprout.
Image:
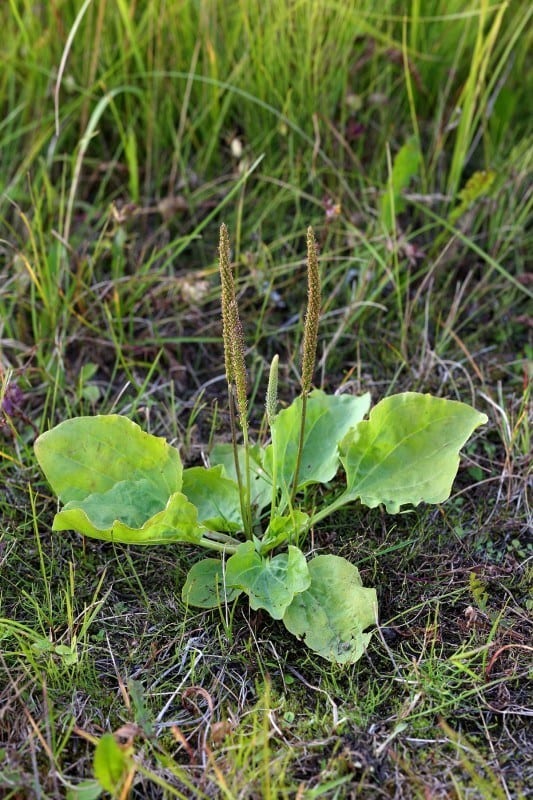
[34,225,488,664]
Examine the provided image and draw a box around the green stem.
[290,391,308,504]
[201,530,241,546]
[197,536,239,555]
[227,387,248,537]
[269,436,278,524]
[241,422,253,539]
[309,491,349,527]
[228,387,254,540]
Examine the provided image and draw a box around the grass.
[1,0,531,797]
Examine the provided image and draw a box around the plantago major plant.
[34,226,487,664]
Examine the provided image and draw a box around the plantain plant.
[34,226,487,664]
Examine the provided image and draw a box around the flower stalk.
[291,226,321,502]
[265,354,280,521]
[218,224,253,538]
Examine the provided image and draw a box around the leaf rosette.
[34,225,488,668]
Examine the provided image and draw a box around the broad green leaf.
[260,510,309,554]
[264,389,371,496]
[380,136,421,232]
[210,442,271,513]
[283,555,377,664]
[225,542,310,620]
[93,733,130,794]
[182,558,242,608]
[53,491,206,545]
[57,478,168,530]
[35,415,182,504]
[66,780,102,800]
[340,392,487,513]
[182,465,242,532]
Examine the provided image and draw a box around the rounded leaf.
[35,415,182,504]
[283,555,377,664]
[264,389,371,495]
[340,393,487,513]
[53,491,206,545]
[182,558,242,608]
[182,465,242,532]
[225,542,310,620]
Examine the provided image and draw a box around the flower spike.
[301,227,321,395]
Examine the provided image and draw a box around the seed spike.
[217,225,252,537]
[266,354,279,425]
[230,299,248,424]
[219,223,236,386]
[300,226,321,395]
